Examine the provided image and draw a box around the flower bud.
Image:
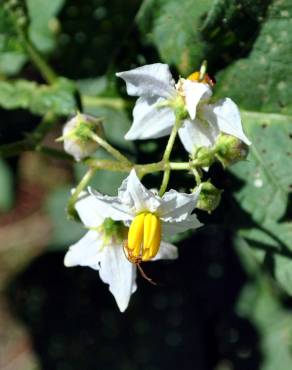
[62,113,103,161]
[214,134,248,168]
[194,146,215,167]
[195,181,222,213]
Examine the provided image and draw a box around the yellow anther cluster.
[126,212,161,263]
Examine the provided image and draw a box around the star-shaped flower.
[64,169,202,312]
[116,63,251,154]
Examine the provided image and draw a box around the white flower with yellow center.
[116,63,251,153]
[64,170,202,312]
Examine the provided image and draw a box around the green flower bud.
[214,134,248,168]
[194,146,215,167]
[195,181,222,213]
[62,113,103,161]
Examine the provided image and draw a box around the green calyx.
[193,146,215,167]
[214,134,248,168]
[102,218,127,242]
[195,181,223,214]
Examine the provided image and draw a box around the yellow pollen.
[187,71,214,86]
[126,212,161,263]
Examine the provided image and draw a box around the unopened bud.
[62,113,103,161]
[194,146,215,167]
[214,134,248,168]
[195,181,222,213]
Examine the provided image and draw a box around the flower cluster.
[63,62,250,312]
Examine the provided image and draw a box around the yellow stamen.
[126,212,161,263]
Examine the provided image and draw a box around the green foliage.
[0,158,14,211]
[27,0,65,53]
[215,0,292,114]
[0,6,27,76]
[137,0,213,75]
[237,280,292,370]
[0,78,76,115]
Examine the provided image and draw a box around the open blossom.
[64,169,202,312]
[116,63,251,154]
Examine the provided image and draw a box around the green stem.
[21,37,57,84]
[7,6,57,85]
[192,167,202,185]
[90,133,132,166]
[67,168,95,219]
[82,96,129,110]
[159,116,182,196]
[84,158,191,176]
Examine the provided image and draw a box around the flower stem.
[159,116,181,196]
[67,168,95,219]
[90,133,132,166]
[21,37,57,84]
[82,96,129,110]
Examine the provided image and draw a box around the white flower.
[64,170,201,312]
[116,63,251,153]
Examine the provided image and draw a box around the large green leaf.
[0,78,76,115]
[215,0,292,114]
[137,0,213,74]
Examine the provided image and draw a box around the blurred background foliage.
[1,0,292,369]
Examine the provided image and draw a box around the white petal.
[116,63,176,99]
[118,169,161,214]
[162,214,202,236]
[151,241,178,261]
[183,80,212,120]
[99,244,137,312]
[125,97,174,140]
[207,98,251,145]
[74,192,105,228]
[64,230,102,270]
[158,187,201,220]
[89,188,134,222]
[178,118,219,153]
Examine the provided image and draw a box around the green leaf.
[0,158,14,212]
[26,0,65,53]
[45,186,85,249]
[0,78,76,115]
[237,280,292,370]
[137,0,213,74]
[0,7,27,76]
[231,111,292,223]
[231,110,292,294]
[215,0,292,114]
